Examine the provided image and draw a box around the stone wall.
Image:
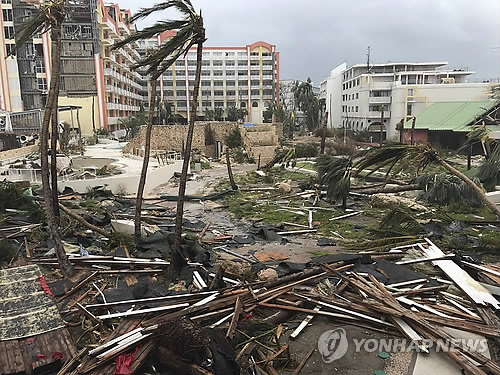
[123,122,281,163]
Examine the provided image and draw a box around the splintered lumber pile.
[57,238,500,375]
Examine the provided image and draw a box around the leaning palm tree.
[113,1,205,275]
[14,0,74,277]
[354,144,500,218]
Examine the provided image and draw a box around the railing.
[368,96,391,103]
[368,111,391,118]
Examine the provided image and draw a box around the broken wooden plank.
[276,229,317,235]
[292,346,315,375]
[329,211,362,221]
[421,239,500,309]
[290,306,320,340]
[226,297,243,340]
[97,303,189,320]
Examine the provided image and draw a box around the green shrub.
[225,129,243,149]
[294,143,318,158]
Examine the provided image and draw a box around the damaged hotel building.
[0,0,280,135]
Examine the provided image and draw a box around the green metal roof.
[406,101,498,132]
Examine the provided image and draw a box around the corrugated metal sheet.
[406,101,497,132]
[0,265,77,375]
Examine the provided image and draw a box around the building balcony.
[262,75,273,80]
[262,55,273,60]
[107,116,119,125]
[368,96,392,104]
[263,84,273,89]
[250,85,260,89]
[250,55,259,60]
[368,111,391,118]
[101,37,114,45]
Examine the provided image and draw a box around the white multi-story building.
[138,36,280,124]
[321,62,494,141]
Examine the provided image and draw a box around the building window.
[226,81,235,86]
[213,60,223,66]
[225,71,235,76]
[214,90,223,96]
[3,26,14,39]
[213,52,223,57]
[215,101,224,107]
[201,81,211,87]
[37,78,47,91]
[35,60,45,73]
[2,8,13,22]
[252,101,258,107]
[201,71,210,76]
[213,71,223,76]
[1,0,13,4]
[355,106,358,112]
[214,81,223,87]
[241,102,246,108]
[407,104,412,116]
[5,43,15,56]
[356,93,359,99]
[176,70,185,76]
[251,89,259,95]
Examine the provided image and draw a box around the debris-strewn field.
[1,138,500,375]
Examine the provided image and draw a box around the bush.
[294,143,318,158]
[225,128,243,149]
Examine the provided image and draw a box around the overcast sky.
[117,0,500,85]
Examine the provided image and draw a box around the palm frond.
[316,155,352,201]
[413,173,483,206]
[379,207,424,235]
[354,143,435,179]
[130,0,195,23]
[111,20,189,50]
[477,144,500,190]
[457,125,495,153]
[135,27,194,76]
[13,0,65,53]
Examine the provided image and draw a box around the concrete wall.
[57,160,182,196]
[58,95,101,137]
[0,144,38,164]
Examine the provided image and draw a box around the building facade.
[321,62,494,141]
[137,37,280,124]
[0,0,142,135]
[1,0,279,133]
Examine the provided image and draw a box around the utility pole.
[410,116,416,146]
[366,46,371,72]
[379,105,384,146]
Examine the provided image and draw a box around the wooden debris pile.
[45,238,500,375]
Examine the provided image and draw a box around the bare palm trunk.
[320,112,328,155]
[41,23,73,277]
[51,106,59,217]
[134,80,157,241]
[434,154,500,218]
[171,38,204,277]
[226,147,237,190]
